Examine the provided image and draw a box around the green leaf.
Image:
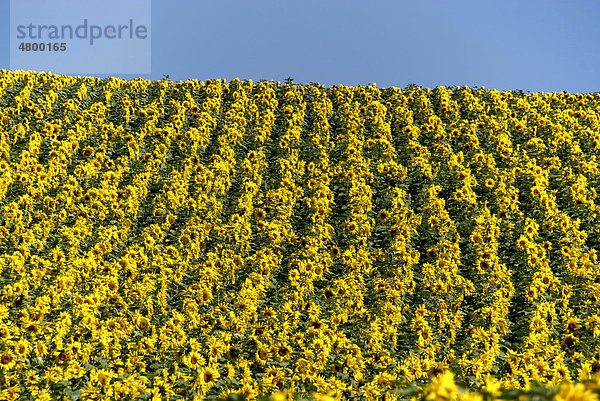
[65,388,82,401]
[55,380,70,389]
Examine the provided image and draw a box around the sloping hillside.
[1,70,600,400]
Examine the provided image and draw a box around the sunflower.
[14,339,30,357]
[295,358,310,375]
[82,146,94,158]
[347,221,358,234]
[55,350,69,364]
[23,322,38,334]
[199,288,212,304]
[184,352,204,370]
[208,338,225,360]
[35,341,48,358]
[256,345,270,365]
[565,317,581,333]
[276,344,292,359]
[428,363,447,379]
[477,259,490,271]
[0,325,10,340]
[541,274,551,286]
[200,366,220,387]
[377,209,389,222]
[24,370,40,387]
[555,382,596,401]
[561,334,577,351]
[324,288,336,302]
[95,370,110,387]
[0,351,15,370]
[330,246,340,258]
[137,317,150,331]
[254,326,266,339]
[226,346,239,360]
[312,338,325,352]
[516,236,529,249]
[556,366,569,381]
[261,307,277,320]
[452,189,465,201]
[288,269,300,283]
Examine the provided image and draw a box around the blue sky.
[1,0,599,93]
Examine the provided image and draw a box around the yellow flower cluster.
[2,70,600,400]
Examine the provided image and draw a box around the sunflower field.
[2,70,600,400]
